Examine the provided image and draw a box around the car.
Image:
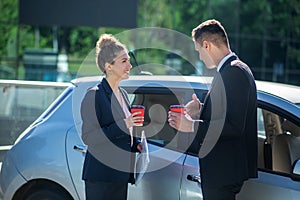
[1,75,300,200]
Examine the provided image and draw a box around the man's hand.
[185,93,202,119]
[168,111,194,132]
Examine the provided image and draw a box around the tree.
[0,0,18,58]
[0,0,300,84]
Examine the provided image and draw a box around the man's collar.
[217,52,236,72]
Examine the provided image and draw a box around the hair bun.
[95,34,128,73]
[97,34,116,49]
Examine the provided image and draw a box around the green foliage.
[0,0,18,57]
[0,0,300,83]
[68,27,99,57]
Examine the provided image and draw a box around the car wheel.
[24,188,73,200]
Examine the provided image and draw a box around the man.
[168,19,258,200]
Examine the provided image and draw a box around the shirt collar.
[217,52,235,72]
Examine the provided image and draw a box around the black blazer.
[81,78,139,183]
[194,55,258,187]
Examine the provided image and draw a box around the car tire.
[24,188,73,200]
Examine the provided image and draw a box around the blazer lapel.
[101,78,126,118]
[218,55,237,72]
[120,88,131,111]
[200,71,218,119]
[200,55,237,118]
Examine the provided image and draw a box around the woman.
[80,34,143,200]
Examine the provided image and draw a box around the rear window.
[34,86,74,125]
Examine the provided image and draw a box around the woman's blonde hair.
[96,34,128,73]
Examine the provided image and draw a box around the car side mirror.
[291,159,300,181]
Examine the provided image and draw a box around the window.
[257,108,266,139]
[133,92,181,149]
[127,93,136,105]
[257,107,300,174]
[126,87,208,152]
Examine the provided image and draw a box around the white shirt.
[191,52,235,132]
[116,89,134,147]
[217,52,235,72]
[121,95,134,147]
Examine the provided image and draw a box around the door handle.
[187,174,201,183]
[73,145,87,153]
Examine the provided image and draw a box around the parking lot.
[0,80,69,165]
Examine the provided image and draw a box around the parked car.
[1,75,300,200]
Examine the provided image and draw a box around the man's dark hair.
[192,19,229,48]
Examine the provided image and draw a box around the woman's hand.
[137,143,143,153]
[124,111,144,128]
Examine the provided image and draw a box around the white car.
[1,75,300,200]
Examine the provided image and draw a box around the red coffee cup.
[130,105,145,126]
[169,104,184,114]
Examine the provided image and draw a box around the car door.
[67,114,187,200]
[67,119,189,200]
[180,153,203,200]
[128,88,194,199]
[66,125,86,200]
[128,142,186,200]
[66,84,206,199]
[237,103,300,200]
[237,171,300,200]
[65,82,90,200]
[179,104,300,200]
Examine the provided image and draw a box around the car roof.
[71,75,213,91]
[0,79,70,88]
[255,81,300,105]
[72,75,300,104]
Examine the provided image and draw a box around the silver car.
[1,75,300,200]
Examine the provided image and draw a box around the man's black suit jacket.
[81,78,139,183]
[194,55,258,187]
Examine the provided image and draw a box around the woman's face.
[108,50,132,80]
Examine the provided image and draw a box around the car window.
[133,92,181,149]
[257,107,300,175]
[35,86,73,124]
[128,88,206,152]
[127,94,136,105]
[257,108,266,138]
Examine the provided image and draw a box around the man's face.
[194,40,215,70]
